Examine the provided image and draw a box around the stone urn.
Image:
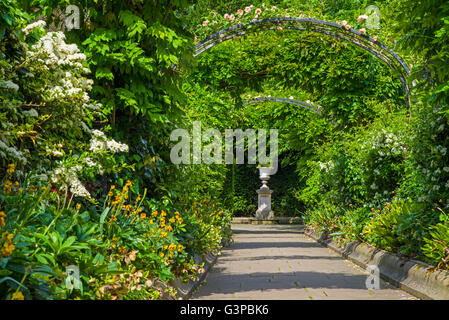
[255,167,274,220]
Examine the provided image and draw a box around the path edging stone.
[305,228,449,300]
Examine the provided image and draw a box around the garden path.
[192,224,416,300]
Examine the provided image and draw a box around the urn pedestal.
[255,167,274,220]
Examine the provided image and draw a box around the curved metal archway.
[243,96,337,127]
[195,17,411,108]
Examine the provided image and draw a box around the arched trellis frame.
[195,17,411,109]
[243,96,337,127]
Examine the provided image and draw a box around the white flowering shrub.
[398,104,449,209]
[0,21,128,198]
[299,111,408,208]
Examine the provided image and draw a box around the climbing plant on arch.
[194,17,411,108]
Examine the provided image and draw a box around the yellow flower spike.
[108,191,113,197]
[76,203,81,210]
[152,211,158,217]
[140,213,146,219]
[11,291,24,300]
[169,217,175,224]
[159,252,164,258]
[125,180,132,187]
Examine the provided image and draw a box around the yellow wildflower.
[11,291,24,300]
[6,164,15,175]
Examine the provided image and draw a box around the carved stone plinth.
[255,167,274,220]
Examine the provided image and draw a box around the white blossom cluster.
[51,165,91,198]
[26,28,92,105]
[360,129,406,157]
[317,160,334,173]
[22,20,47,35]
[89,130,129,154]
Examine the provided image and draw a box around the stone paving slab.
[192,224,417,300]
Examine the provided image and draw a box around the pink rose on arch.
[237,9,244,15]
[230,14,235,20]
[224,13,230,20]
[255,8,262,15]
[245,6,251,13]
[202,20,208,27]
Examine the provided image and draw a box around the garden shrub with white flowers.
[0,1,231,300]
[2,0,449,300]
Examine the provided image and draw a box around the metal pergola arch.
[242,96,337,127]
[195,17,411,108]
